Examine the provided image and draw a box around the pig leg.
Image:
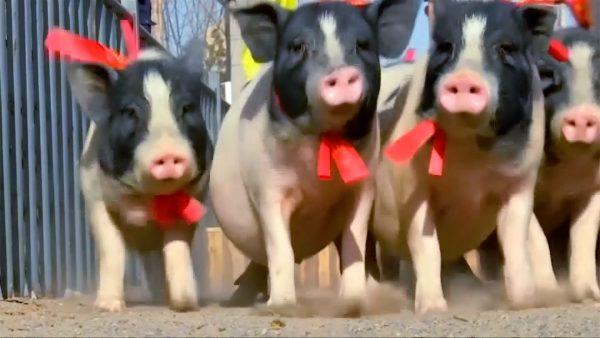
[259,196,296,306]
[338,185,374,301]
[141,251,166,304]
[163,228,198,311]
[223,261,268,307]
[527,215,559,297]
[497,188,536,309]
[569,192,600,302]
[90,202,127,312]
[408,198,447,314]
[464,249,492,282]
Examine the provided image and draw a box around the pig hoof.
[571,281,600,302]
[536,285,567,307]
[169,288,198,312]
[95,297,125,312]
[170,298,198,312]
[415,297,448,315]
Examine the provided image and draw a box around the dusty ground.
[1,281,599,337]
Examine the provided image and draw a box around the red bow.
[384,120,447,176]
[517,0,592,28]
[319,0,371,8]
[150,191,205,231]
[318,133,370,184]
[507,1,573,63]
[548,39,570,62]
[45,19,139,70]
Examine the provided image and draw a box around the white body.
[210,65,378,305]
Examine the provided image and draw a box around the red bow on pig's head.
[517,0,592,28]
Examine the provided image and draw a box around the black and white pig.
[531,27,600,302]
[371,0,558,314]
[69,48,212,312]
[209,0,416,307]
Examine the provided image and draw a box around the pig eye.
[356,39,370,52]
[120,107,138,119]
[289,41,308,55]
[497,43,518,58]
[182,103,195,115]
[436,41,454,55]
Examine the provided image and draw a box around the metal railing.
[0,0,227,300]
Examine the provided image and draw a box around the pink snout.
[438,72,490,115]
[561,107,600,144]
[149,154,189,181]
[319,66,364,107]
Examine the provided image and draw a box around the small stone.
[271,319,286,330]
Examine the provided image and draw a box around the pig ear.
[67,63,117,124]
[233,3,289,63]
[518,5,557,52]
[180,38,206,76]
[366,0,421,59]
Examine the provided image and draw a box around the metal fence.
[0,0,227,300]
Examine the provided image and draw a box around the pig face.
[235,0,420,140]
[538,28,600,157]
[420,1,555,146]
[69,50,211,195]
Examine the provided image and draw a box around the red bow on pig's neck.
[385,119,447,177]
[272,91,369,184]
[45,20,205,229]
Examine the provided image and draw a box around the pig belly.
[432,201,501,261]
[209,107,266,263]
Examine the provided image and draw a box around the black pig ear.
[67,63,118,124]
[233,3,290,63]
[518,5,557,53]
[366,0,421,59]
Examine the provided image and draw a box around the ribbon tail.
[120,19,140,61]
[45,28,129,69]
[549,39,570,62]
[384,119,437,164]
[331,141,370,184]
[318,139,332,180]
[180,197,206,225]
[428,128,447,176]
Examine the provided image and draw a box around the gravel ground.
[1,289,599,337]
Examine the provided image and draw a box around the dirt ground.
[1,279,599,337]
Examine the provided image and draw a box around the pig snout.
[319,66,364,107]
[149,153,189,181]
[438,72,490,115]
[561,107,600,144]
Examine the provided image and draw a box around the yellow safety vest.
[242,0,298,80]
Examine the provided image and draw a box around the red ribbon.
[384,120,447,176]
[548,39,570,62]
[45,19,139,70]
[150,191,205,231]
[318,133,370,184]
[506,1,573,63]
[517,0,592,28]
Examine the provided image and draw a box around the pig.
[526,27,600,302]
[210,0,418,308]
[465,27,600,303]
[68,47,212,312]
[371,0,557,314]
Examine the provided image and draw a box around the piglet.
[210,0,416,307]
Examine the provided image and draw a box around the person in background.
[138,0,154,33]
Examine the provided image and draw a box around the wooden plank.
[318,246,331,289]
[207,228,224,295]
